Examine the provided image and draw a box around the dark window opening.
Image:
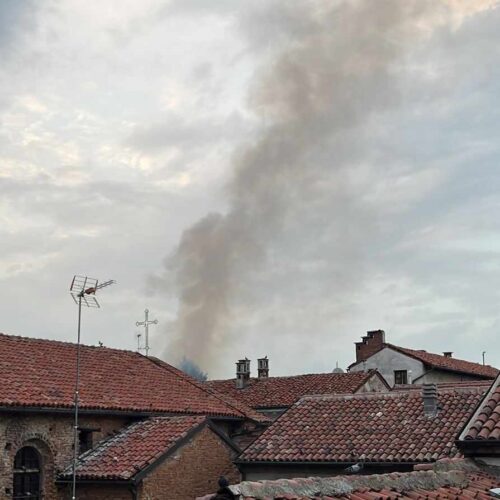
[78,429,94,454]
[13,446,41,500]
[394,370,408,385]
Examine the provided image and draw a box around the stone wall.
[0,411,131,500]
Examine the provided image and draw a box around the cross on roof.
[136,309,158,357]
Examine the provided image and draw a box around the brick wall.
[0,412,131,500]
[355,330,386,363]
[68,484,132,500]
[140,425,241,500]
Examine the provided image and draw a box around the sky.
[1,0,500,379]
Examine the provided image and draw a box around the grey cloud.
[127,113,247,153]
[0,0,37,55]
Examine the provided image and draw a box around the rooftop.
[197,459,500,500]
[239,387,486,464]
[460,373,500,441]
[60,416,207,481]
[0,332,264,421]
[391,345,498,380]
[206,370,386,409]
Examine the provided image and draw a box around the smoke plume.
[159,0,450,370]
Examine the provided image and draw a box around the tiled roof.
[239,387,486,464]
[461,374,500,441]
[206,371,386,409]
[389,345,498,379]
[0,332,263,420]
[392,380,493,392]
[197,459,500,500]
[60,416,206,480]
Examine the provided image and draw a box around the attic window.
[394,370,408,385]
[78,429,95,454]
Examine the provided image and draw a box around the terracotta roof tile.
[197,459,500,500]
[392,381,493,392]
[239,388,486,464]
[61,416,206,480]
[206,371,385,409]
[0,332,260,419]
[387,345,498,380]
[461,374,500,441]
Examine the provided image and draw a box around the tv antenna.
[69,275,116,500]
[136,308,158,357]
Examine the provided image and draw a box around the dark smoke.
[157,0,451,370]
[178,357,208,382]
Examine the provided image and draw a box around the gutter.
[56,478,132,485]
[234,459,420,466]
[0,405,244,421]
[455,439,500,456]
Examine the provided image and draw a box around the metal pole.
[145,309,149,357]
[482,351,486,366]
[72,293,83,500]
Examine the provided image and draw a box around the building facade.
[348,330,497,387]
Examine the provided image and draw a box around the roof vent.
[422,383,438,418]
[443,351,453,358]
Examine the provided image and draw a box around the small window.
[78,429,94,454]
[13,446,41,500]
[394,370,408,385]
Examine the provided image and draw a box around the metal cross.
[136,309,158,357]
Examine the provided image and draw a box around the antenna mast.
[69,275,115,500]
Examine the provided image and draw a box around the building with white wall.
[348,330,498,387]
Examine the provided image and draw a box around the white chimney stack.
[236,358,251,389]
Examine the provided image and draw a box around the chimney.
[443,352,453,358]
[355,330,386,363]
[257,357,269,378]
[236,358,251,389]
[422,383,438,418]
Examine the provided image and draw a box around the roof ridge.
[0,331,139,356]
[208,371,371,383]
[388,343,497,369]
[297,384,486,402]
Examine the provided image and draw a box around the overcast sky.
[1,0,500,379]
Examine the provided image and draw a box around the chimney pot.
[236,358,251,389]
[443,352,453,358]
[422,383,438,418]
[257,356,269,378]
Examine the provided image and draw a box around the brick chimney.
[257,357,269,378]
[355,330,386,363]
[443,352,453,358]
[236,358,251,389]
[422,383,438,418]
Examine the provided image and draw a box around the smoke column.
[160,0,449,370]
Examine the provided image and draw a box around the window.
[394,370,408,385]
[78,429,94,454]
[13,446,41,500]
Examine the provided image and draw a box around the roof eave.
[0,405,244,420]
[235,459,421,466]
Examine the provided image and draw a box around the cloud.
[1,0,500,378]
